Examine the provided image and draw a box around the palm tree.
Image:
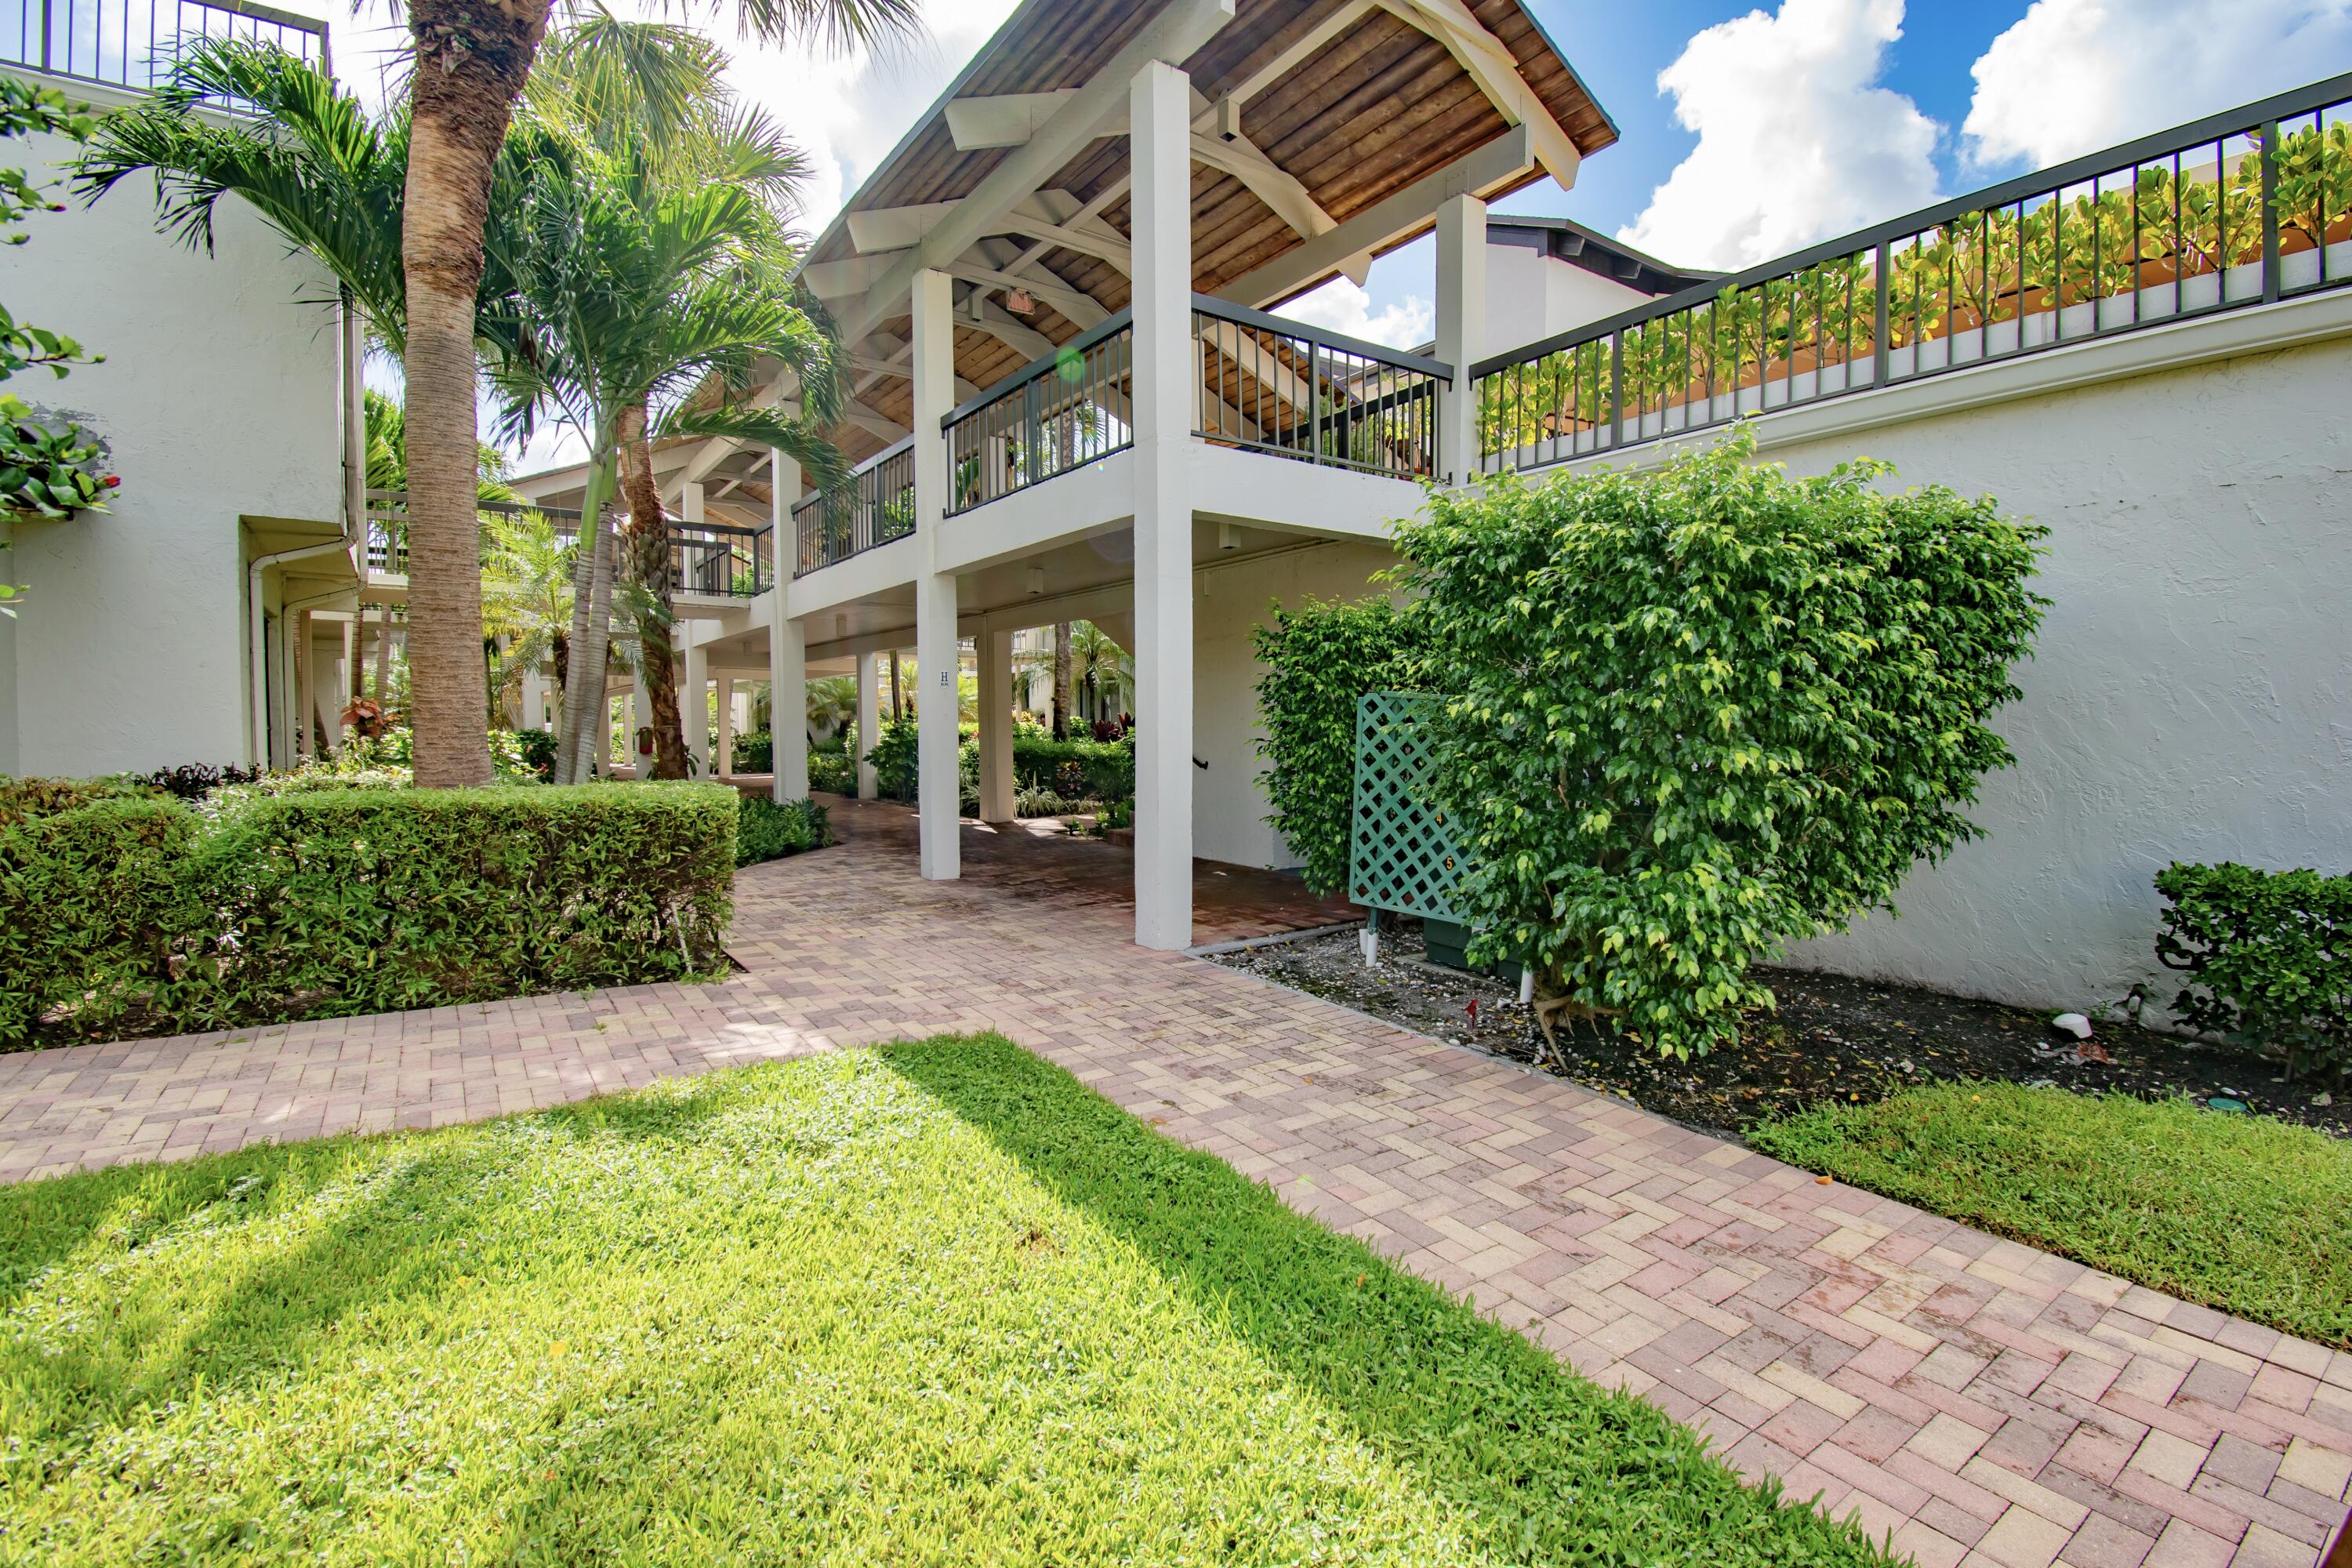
[397,0,917,786]
[480,503,640,736]
[517,33,827,780]
[804,673,858,744]
[1065,620,1133,722]
[489,143,844,784]
[1052,620,1073,740]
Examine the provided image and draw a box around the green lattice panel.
[1347,691,1467,923]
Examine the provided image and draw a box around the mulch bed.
[1207,917,2347,1142]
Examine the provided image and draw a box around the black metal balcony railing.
[792,437,913,576]
[1474,71,2352,475]
[366,492,768,600]
[943,310,1134,517]
[3,0,325,97]
[1192,296,1448,479]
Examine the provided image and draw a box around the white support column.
[1435,191,1486,485]
[774,620,808,800]
[912,266,961,880]
[978,626,1016,823]
[682,638,710,778]
[1131,58,1196,951]
[714,676,735,779]
[769,448,801,803]
[855,648,880,799]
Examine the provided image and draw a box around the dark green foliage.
[1251,597,1429,895]
[1391,429,2046,1058]
[1751,1083,2352,1349]
[738,795,828,866]
[731,728,774,774]
[0,798,194,1043]
[863,717,919,800]
[0,784,736,1048]
[514,727,557,780]
[1011,735,1133,800]
[808,751,855,794]
[2155,862,2349,1079]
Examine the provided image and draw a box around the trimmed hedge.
[2156,862,2349,1079]
[808,751,855,795]
[0,784,737,1048]
[733,728,775,774]
[858,722,1134,807]
[739,796,829,866]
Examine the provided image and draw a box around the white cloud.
[1963,0,2352,171]
[1279,278,1436,350]
[1616,0,1943,271]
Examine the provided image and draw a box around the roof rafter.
[1374,0,1581,187]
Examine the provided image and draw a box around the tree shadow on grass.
[880,1034,1901,1568]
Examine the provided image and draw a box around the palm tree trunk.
[554,445,615,784]
[401,0,547,788]
[890,651,902,722]
[1051,620,1071,741]
[617,399,688,779]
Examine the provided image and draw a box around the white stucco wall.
[1190,539,1402,870]
[1483,241,1657,353]
[0,111,341,776]
[1755,335,2352,1021]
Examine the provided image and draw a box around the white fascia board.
[785,530,923,619]
[931,449,1138,575]
[1190,443,1420,541]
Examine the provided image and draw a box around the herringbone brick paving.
[1,797,2345,1567]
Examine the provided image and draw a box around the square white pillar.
[913,266,961,880]
[682,638,710,778]
[774,620,808,799]
[768,448,800,803]
[1131,57,1196,952]
[978,625,1016,823]
[855,648,880,800]
[714,675,735,779]
[1435,191,1487,485]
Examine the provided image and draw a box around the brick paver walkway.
[0,798,2345,1568]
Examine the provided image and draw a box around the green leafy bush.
[808,750,855,794]
[738,795,828,866]
[732,728,774,773]
[863,717,919,800]
[1251,597,1429,895]
[0,784,737,1047]
[0,773,152,826]
[1392,429,2046,1058]
[0,393,115,517]
[2155,862,2348,1079]
[0,797,194,1043]
[1011,735,1133,801]
[515,726,557,780]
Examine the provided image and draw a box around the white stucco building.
[0,8,362,778]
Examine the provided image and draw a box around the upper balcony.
[366,491,774,605]
[789,296,1449,576]
[2,0,325,100]
[1472,71,2352,475]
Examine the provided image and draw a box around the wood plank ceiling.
[673,0,1615,490]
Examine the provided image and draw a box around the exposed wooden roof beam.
[1375,0,1581,187]
[943,261,1108,328]
[1217,122,1534,310]
[1225,0,1373,107]
[844,401,910,443]
[945,88,1081,151]
[844,191,1134,273]
[841,0,1235,345]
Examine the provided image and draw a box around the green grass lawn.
[1751,1082,2352,1350]
[0,1035,1892,1566]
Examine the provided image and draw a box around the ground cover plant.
[1391,429,2045,1059]
[0,1036,1893,1566]
[1751,1082,2352,1349]
[736,794,827,866]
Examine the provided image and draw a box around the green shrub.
[863,717,919,800]
[1392,428,2046,1058]
[0,773,152,826]
[515,726,557,780]
[2155,862,2349,1079]
[1011,735,1133,800]
[739,796,829,866]
[0,798,196,1043]
[733,728,775,773]
[1251,597,1429,895]
[0,784,736,1048]
[808,751,855,794]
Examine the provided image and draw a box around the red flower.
[103,475,121,487]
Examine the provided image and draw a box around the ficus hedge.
[1390,429,2047,1058]
[0,783,738,1048]
[2155,861,2348,1080]
[1250,597,1429,896]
